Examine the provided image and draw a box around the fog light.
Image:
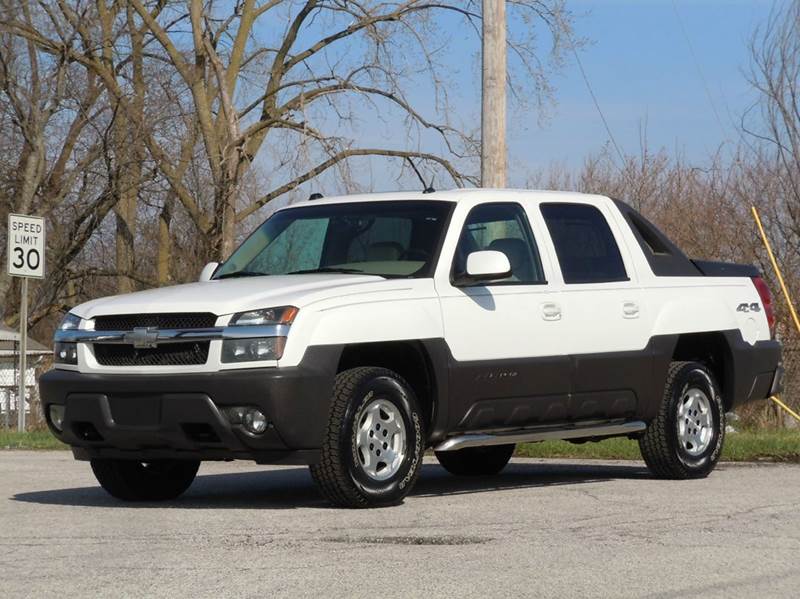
[221,406,270,435]
[243,409,268,435]
[49,405,65,432]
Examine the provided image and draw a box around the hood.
[72,274,388,319]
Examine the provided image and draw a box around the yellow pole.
[751,206,800,334]
[751,207,800,425]
[770,396,800,424]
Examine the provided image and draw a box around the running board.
[433,420,647,452]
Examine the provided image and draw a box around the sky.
[252,0,781,199]
[505,0,777,182]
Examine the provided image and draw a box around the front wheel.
[90,459,200,501]
[639,361,725,479]
[309,367,425,508]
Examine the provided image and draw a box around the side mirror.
[199,262,219,282]
[456,250,512,285]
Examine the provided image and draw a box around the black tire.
[639,361,725,479]
[309,367,426,508]
[90,459,200,501]
[434,444,515,476]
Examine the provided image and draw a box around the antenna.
[308,192,323,201]
[405,158,435,193]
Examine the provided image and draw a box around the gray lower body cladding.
[38,346,341,464]
[38,332,781,464]
[724,333,782,407]
[443,331,782,433]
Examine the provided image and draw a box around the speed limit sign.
[7,213,45,279]
[7,213,44,431]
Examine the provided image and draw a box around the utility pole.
[481,0,506,188]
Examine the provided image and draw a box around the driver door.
[435,201,571,432]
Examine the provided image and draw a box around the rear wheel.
[435,444,515,476]
[90,459,200,501]
[309,367,425,508]
[639,361,725,479]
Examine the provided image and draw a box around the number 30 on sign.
[7,214,45,279]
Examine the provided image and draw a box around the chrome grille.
[92,312,215,366]
[93,313,217,331]
[94,342,209,366]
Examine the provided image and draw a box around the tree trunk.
[113,10,146,293]
[157,199,172,285]
[211,182,238,260]
[113,110,138,294]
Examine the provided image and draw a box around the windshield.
[214,200,454,279]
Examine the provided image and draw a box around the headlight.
[221,337,286,363]
[228,306,298,327]
[58,312,83,330]
[55,313,82,365]
[54,342,78,365]
[222,306,297,363]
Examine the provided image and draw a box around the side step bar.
[433,420,647,452]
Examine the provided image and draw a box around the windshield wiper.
[215,270,268,279]
[287,267,367,275]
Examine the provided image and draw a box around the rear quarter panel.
[645,278,768,344]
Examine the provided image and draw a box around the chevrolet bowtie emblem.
[124,327,159,349]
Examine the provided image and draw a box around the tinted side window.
[453,203,545,284]
[540,203,628,284]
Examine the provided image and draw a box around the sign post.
[7,214,45,431]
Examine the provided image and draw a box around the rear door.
[537,200,650,421]
[435,200,571,432]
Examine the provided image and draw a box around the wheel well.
[671,332,734,410]
[337,341,437,433]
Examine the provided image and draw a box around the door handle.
[622,301,640,318]
[541,302,562,321]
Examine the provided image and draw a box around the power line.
[670,0,729,140]
[556,14,628,171]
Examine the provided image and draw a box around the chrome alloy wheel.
[356,398,407,481]
[677,387,713,456]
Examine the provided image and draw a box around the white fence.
[1,360,40,429]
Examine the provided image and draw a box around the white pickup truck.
[41,189,783,508]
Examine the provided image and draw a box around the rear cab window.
[540,202,628,284]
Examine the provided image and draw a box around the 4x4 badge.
[124,327,159,349]
[736,302,761,313]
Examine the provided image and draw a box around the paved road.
[1,452,798,598]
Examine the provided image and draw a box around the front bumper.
[39,347,339,464]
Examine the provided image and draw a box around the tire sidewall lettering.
[343,375,424,502]
[399,412,422,490]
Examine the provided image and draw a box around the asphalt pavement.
[1,452,798,598]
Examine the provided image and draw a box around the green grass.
[515,429,800,463]
[0,430,67,450]
[2,429,799,462]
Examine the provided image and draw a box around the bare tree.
[743,1,800,269]
[3,0,574,260]
[0,2,118,325]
